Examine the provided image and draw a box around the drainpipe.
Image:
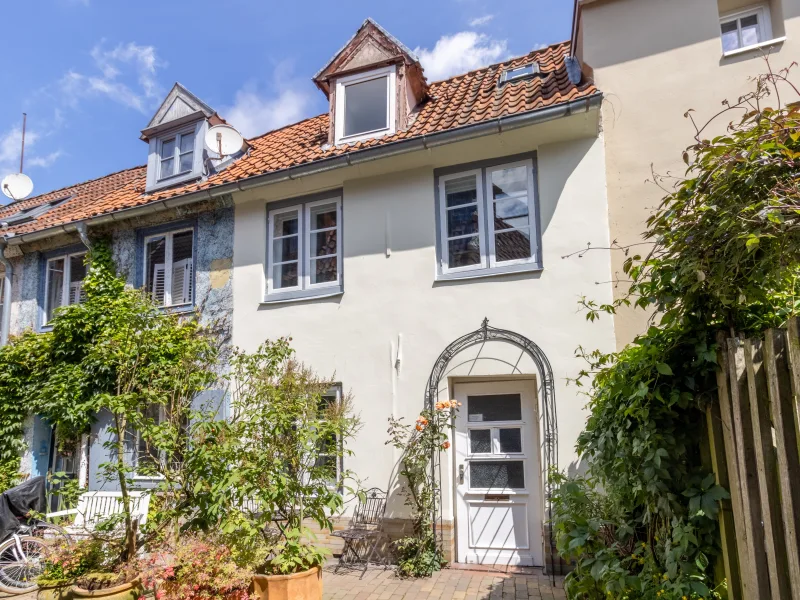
[76,222,93,251]
[0,238,12,346]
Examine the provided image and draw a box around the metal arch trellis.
[424,318,559,576]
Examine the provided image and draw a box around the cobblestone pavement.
[323,563,566,600]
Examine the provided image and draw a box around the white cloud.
[223,87,314,138]
[59,42,165,114]
[468,15,494,27]
[415,32,509,81]
[0,126,62,188]
[27,151,64,169]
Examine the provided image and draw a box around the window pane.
[160,158,174,179]
[720,20,740,52]
[162,138,176,158]
[68,254,86,305]
[179,151,193,173]
[171,231,194,305]
[495,229,532,262]
[447,205,480,237]
[445,175,478,208]
[274,263,298,289]
[468,394,522,422]
[740,15,760,46]
[46,258,65,322]
[274,236,299,263]
[179,134,194,154]
[145,236,167,306]
[470,461,525,489]
[311,230,337,258]
[274,211,299,237]
[311,257,337,284]
[494,197,530,231]
[491,165,528,200]
[310,203,337,230]
[344,76,388,137]
[499,428,522,453]
[470,429,491,454]
[448,237,481,268]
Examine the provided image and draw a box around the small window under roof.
[499,63,541,86]
[2,195,72,226]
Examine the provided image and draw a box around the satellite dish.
[205,124,245,157]
[2,173,33,201]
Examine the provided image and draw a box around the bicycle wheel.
[0,535,48,594]
[30,521,73,546]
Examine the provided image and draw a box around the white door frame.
[452,378,544,567]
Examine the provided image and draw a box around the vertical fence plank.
[786,318,800,462]
[728,338,771,599]
[705,397,742,599]
[764,328,800,599]
[716,332,748,597]
[745,339,791,599]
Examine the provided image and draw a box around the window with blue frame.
[143,228,194,308]
[44,251,87,324]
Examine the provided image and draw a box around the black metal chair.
[332,487,388,578]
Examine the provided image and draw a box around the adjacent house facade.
[3,12,741,569]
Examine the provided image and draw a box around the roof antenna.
[1,114,34,202]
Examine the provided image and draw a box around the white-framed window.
[44,251,87,324]
[157,129,196,181]
[266,197,342,297]
[720,4,772,54]
[132,404,165,478]
[334,66,396,145]
[438,158,538,276]
[144,228,194,308]
[315,384,343,490]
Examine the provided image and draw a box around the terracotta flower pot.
[70,579,143,600]
[251,566,322,600]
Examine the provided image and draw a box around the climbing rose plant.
[387,398,459,577]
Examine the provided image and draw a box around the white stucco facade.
[230,111,616,564]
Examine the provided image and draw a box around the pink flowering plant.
[137,535,254,600]
[386,398,459,577]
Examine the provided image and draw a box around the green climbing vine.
[553,63,800,599]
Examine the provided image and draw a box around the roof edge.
[8,92,603,246]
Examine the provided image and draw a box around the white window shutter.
[151,264,166,305]
[69,281,85,305]
[171,258,192,305]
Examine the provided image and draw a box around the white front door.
[454,380,543,567]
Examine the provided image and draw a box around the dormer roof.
[140,83,216,141]
[313,18,427,98]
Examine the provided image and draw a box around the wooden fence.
[707,320,800,600]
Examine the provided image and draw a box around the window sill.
[436,262,543,283]
[722,36,786,58]
[261,287,344,305]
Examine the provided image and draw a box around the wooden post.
[728,337,771,599]
[705,397,742,599]
[744,339,791,599]
[764,328,800,599]
[716,332,748,597]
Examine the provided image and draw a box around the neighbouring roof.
[0,41,598,241]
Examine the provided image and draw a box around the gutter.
[9,92,603,246]
[0,239,12,346]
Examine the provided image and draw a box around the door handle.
[458,464,465,485]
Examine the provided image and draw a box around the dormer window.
[334,66,396,145]
[158,130,195,181]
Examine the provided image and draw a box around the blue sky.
[0,0,573,200]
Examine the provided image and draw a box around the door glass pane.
[344,76,388,137]
[311,257,337,285]
[448,237,481,268]
[445,176,478,208]
[448,206,480,237]
[470,429,491,454]
[499,428,522,453]
[145,236,167,306]
[495,229,532,262]
[468,394,522,422]
[46,258,65,322]
[470,461,524,489]
[274,263,298,289]
[740,14,760,46]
